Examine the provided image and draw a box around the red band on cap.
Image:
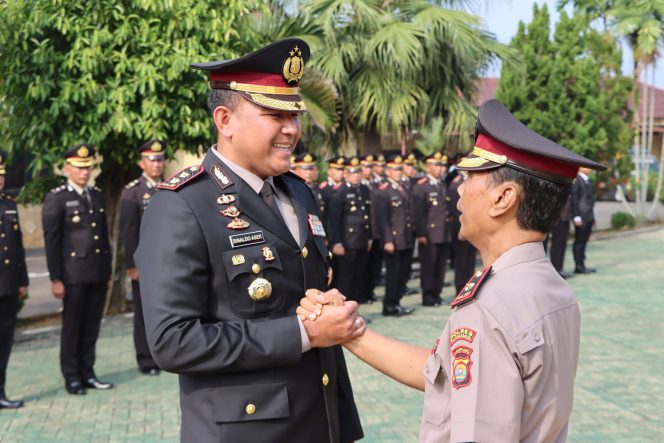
[210,71,290,88]
[476,133,578,179]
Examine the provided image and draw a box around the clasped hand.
[297,289,367,348]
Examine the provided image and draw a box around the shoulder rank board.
[450,266,492,308]
[158,165,205,191]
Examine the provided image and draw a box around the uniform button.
[349,228,354,233]
[252,263,261,274]
[94,235,99,240]
[89,210,94,214]
[3,246,7,251]
[91,222,97,227]
[4,259,10,265]
[430,224,435,228]
[13,224,18,231]
[245,403,256,415]
[0,233,5,238]
[322,373,329,386]
[364,215,368,220]
[534,332,541,342]
[100,208,105,213]
[95,249,100,254]
[392,230,397,235]
[302,247,308,258]
[70,252,76,257]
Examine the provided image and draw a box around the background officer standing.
[119,140,165,376]
[42,145,113,395]
[412,152,452,306]
[571,166,596,274]
[0,152,28,409]
[327,156,372,303]
[374,154,414,317]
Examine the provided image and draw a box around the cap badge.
[350,158,359,166]
[304,154,313,163]
[217,194,236,205]
[262,246,275,261]
[77,146,89,158]
[283,45,304,84]
[366,155,374,161]
[220,206,241,218]
[248,277,272,301]
[434,152,441,159]
[227,217,250,230]
[395,156,403,164]
[150,142,162,152]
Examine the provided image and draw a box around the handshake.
[297,289,367,348]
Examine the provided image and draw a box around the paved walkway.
[2,227,663,442]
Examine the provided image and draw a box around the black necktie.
[260,181,284,222]
[83,188,92,207]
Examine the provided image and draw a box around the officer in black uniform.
[374,154,414,316]
[571,167,596,274]
[365,154,385,300]
[327,157,372,303]
[292,152,324,213]
[41,144,113,395]
[320,157,345,288]
[119,140,165,376]
[412,152,452,306]
[0,152,28,409]
[135,39,363,443]
[401,152,421,295]
[445,153,478,294]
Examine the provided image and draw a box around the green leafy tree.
[0,0,266,312]
[497,4,631,170]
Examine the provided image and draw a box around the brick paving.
[1,227,663,442]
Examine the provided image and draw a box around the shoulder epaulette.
[92,186,102,192]
[0,192,14,201]
[450,266,492,308]
[417,177,428,185]
[50,185,66,194]
[125,179,140,190]
[158,165,205,191]
[379,183,389,190]
[319,182,328,189]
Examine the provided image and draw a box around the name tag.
[66,200,80,207]
[229,230,265,248]
[3,209,17,215]
[308,214,326,237]
[346,193,356,199]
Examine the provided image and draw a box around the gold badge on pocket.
[227,218,250,230]
[248,278,272,302]
[262,246,275,261]
[232,254,245,265]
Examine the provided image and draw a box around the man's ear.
[488,181,519,217]
[213,106,235,139]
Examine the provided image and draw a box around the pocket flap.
[424,353,443,384]
[214,383,289,423]
[516,325,545,355]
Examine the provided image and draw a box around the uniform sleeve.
[411,185,428,238]
[14,203,29,287]
[326,189,344,245]
[119,189,140,268]
[446,303,523,442]
[135,190,303,375]
[373,189,393,244]
[41,192,63,281]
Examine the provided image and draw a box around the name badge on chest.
[229,230,266,248]
[66,200,80,208]
[307,214,326,237]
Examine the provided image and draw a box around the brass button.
[94,235,99,240]
[4,259,10,265]
[252,263,261,274]
[91,222,97,227]
[3,246,7,251]
[364,215,368,220]
[100,208,105,213]
[95,249,100,254]
[322,373,329,386]
[349,228,354,233]
[70,252,76,257]
[0,233,5,238]
[89,210,94,214]
[302,247,308,258]
[430,224,435,228]
[245,403,256,415]
[392,230,396,235]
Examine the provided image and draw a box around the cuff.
[297,316,312,353]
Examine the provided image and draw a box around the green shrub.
[16,175,64,205]
[610,212,636,230]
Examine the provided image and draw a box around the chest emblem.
[262,247,275,261]
[451,346,473,389]
[450,328,477,346]
[307,214,326,237]
[220,206,241,218]
[217,194,236,205]
[231,254,245,265]
[227,218,250,230]
[248,278,272,302]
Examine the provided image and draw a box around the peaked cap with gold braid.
[191,38,310,113]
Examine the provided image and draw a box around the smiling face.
[215,98,301,179]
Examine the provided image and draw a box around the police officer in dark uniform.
[135,39,363,443]
[0,152,28,409]
[365,154,385,300]
[445,153,478,294]
[292,152,324,213]
[327,157,372,303]
[320,157,345,287]
[119,140,165,376]
[374,154,414,316]
[571,167,596,274]
[412,152,452,306]
[42,145,113,395]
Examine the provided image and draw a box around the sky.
[476,0,664,88]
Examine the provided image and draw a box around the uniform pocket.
[221,243,286,318]
[213,382,289,423]
[422,352,449,426]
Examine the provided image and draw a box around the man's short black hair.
[207,89,239,115]
[488,167,571,233]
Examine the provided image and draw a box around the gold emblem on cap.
[227,218,250,230]
[220,206,241,218]
[77,146,89,158]
[434,152,442,159]
[408,154,415,160]
[232,254,245,266]
[283,45,304,84]
[304,154,313,163]
[350,157,359,166]
[262,247,275,261]
[248,277,272,301]
[217,194,236,205]
[336,157,344,165]
[395,156,403,164]
[150,142,162,152]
